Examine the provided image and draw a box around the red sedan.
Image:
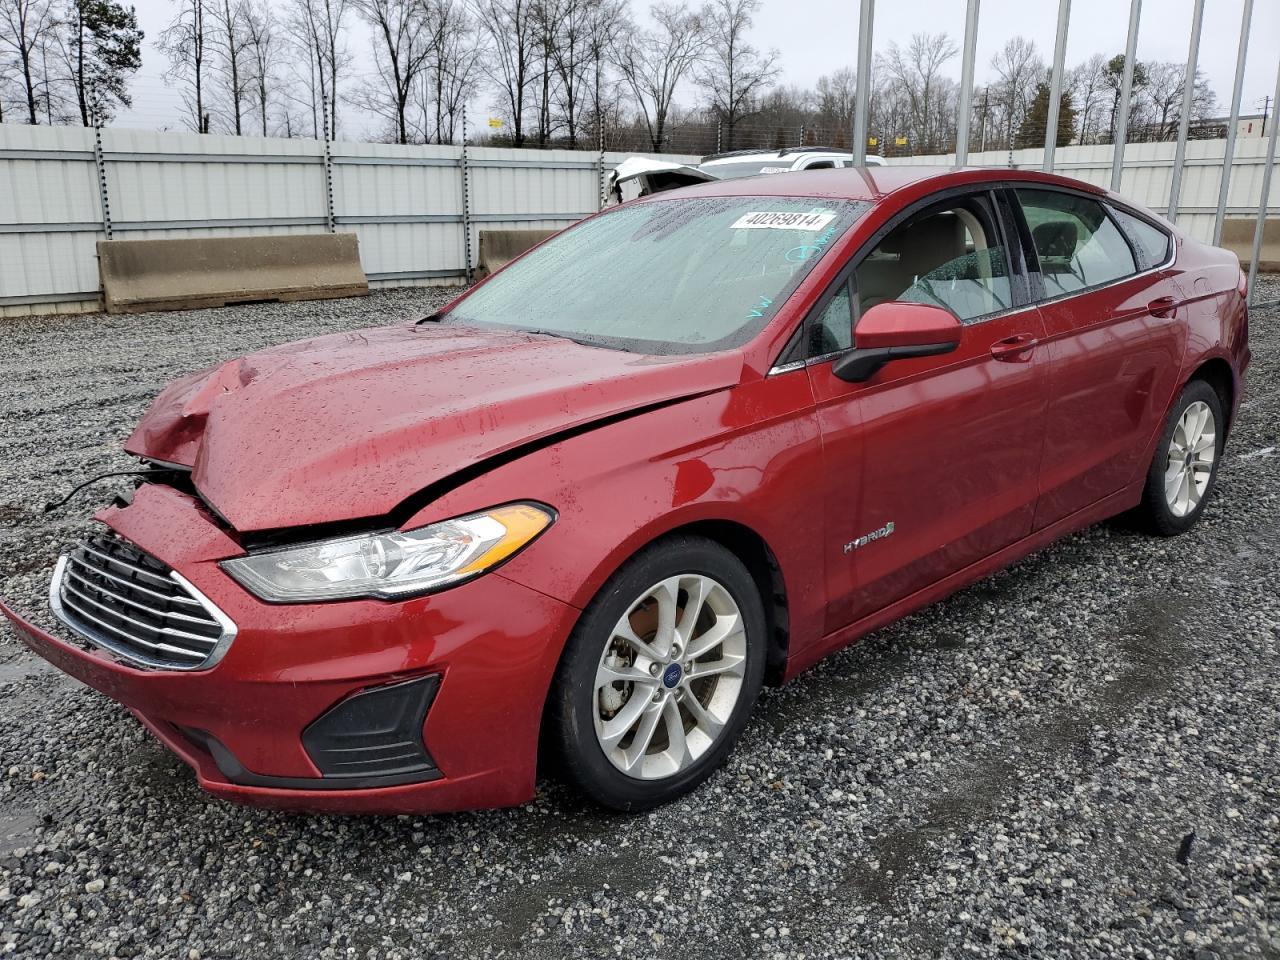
[1,167,1250,814]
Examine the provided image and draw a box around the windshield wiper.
[522,329,607,349]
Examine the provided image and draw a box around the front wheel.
[1133,379,1224,536]
[546,536,767,811]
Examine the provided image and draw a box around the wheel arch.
[656,519,791,687]
[552,516,794,691]
[1187,356,1236,431]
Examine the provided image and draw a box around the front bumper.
[1,483,580,814]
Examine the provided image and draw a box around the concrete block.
[97,233,369,314]
[475,229,558,280]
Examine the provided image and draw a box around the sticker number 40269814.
[730,211,836,231]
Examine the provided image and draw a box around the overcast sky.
[116,0,1280,140]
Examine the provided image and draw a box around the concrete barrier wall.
[1221,218,1280,272]
[98,234,369,314]
[474,229,559,279]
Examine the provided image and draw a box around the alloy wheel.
[1164,399,1216,517]
[593,574,747,780]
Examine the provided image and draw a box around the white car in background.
[608,147,886,204]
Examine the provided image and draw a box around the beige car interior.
[855,207,1005,321]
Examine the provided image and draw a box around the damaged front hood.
[126,323,742,532]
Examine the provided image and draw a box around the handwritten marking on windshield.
[747,295,774,320]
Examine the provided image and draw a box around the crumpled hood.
[125,323,743,532]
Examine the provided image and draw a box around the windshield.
[446,196,868,355]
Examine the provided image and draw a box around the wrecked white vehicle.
[607,148,886,204]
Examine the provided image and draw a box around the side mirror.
[832,302,962,383]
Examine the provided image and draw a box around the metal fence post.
[956,0,980,167]
[597,127,606,211]
[1212,0,1254,246]
[851,0,874,166]
[1110,0,1142,192]
[1247,58,1280,308]
[1167,0,1206,221]
[320,112,336,233]
[91,108,113,241]
[461,109,473,283]
[1042,0,1071,172]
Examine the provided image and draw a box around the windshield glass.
[700,161,799,178]
[446,196,868,354]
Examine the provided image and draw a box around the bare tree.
[695,0,777,150]
[355,0,433,142]
[0,55,12,120]
[289,0,349,138]
[416,0,477,143]
[613,2,705,151]
[530,0,555,144]
[1067,53,1107,145]
[1141,60,1215,141]
[878,31,958,154]
[470,0,537,145]
[815,68,855,129]
[582,0,623,143]
[207,0,251,133]
[159,0,210,131]
[989,36,1043,151]
[281,3,320,135]
[242,0,276,134]
[541,0,587,146]
[0,0,54,122]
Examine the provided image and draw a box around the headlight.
[221,503,554,602]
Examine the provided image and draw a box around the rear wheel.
[1133,379,1223,536]
[547,536,767,811]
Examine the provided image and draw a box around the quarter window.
[1109,206,1172,269]
[1016,189,1137,297]
[810,281,853,355]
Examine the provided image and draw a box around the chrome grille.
[50,532,236,671]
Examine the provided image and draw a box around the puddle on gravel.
[1098,593,1198,715]
[0,658,59,684]
[0,806,42,855]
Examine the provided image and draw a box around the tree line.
[1,0,1221,157]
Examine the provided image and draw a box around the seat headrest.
[1033,220,1077,260]
[880,214,964,255]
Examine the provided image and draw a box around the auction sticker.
[731,211,836,231]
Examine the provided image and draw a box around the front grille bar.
[62,563,219,629]
[77,542,176,590]
[49,535,238,672]
[65,554,202,608]
[58,587,209,663]
[60,580,219,648]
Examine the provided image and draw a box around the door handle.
[990,333,1038,362]
[1147,296,1177,318]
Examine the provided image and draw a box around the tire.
[1133,379,1224,537]
[546,535,768,811]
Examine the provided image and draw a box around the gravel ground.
[1,281,1278,959]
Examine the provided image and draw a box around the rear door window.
[1015,189,1137,297]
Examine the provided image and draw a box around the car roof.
[646,166,1109,204]
[701,150,844,165]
